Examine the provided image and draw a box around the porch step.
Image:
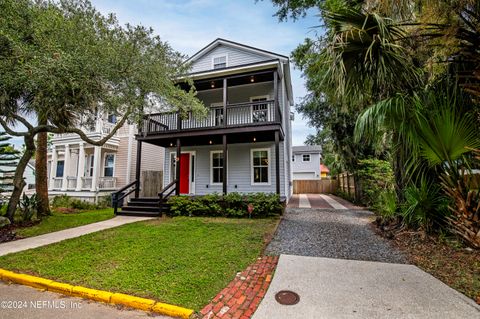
[121,206,160,213]
[116,197,171,217]
[116,210,161,217]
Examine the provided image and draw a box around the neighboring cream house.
[47,114,164,202]
[291,145,322,180]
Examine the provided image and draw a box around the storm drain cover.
[275,290,300,305]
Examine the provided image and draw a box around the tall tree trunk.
[35,126,51,217]
[6,135,35,223]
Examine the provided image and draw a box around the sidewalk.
[253,255,480,319]
[0,216,153,256]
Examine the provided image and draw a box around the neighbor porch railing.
[52,177,63,189]
[66,176,77,190]
[99,177,117,189]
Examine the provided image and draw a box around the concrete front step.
[116,211,161,217]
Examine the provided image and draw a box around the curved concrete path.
[0,216,153,257]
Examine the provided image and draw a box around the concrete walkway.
[0,282,170,319]
[0,216,153,257]
[253,255,480,319]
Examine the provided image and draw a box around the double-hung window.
[210,151,224,184]
[251,149,270,184]
[104,154,115,177]
[303,154,311,162]
[212,55,227,69]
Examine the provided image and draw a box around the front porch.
[48,142,118,194]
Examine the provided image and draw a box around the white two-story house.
[47,115,164,202]
[115,38,294,216]
[291,145,322,180]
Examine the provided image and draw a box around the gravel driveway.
[265,207,406,264]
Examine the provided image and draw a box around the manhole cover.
[275,290,300,305]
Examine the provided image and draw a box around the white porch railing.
[99,177,117,189]
[82,177,93,190]
[52,178,63,189]
[66,177,77,190]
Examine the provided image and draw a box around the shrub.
[167,192,283,218]
[401,179,448,231]
[51,195,97,211]
[19,193,38,222]
[97,194,112,208]
[355,159,395,208]
[374,190,397,221]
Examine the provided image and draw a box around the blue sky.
[90,0,320,146]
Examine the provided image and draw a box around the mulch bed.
[374,223,480,305]
[200,256,279,319]
[0,221,39,243]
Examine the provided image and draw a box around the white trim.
[187,39,288,63]
[185,61,280,80]
[250,148,271,186]
[211,53,228,69]
[103,152,116,177]
[168,150,196,195]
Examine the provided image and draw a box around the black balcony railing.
[141,100,280,135]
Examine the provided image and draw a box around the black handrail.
[158,180,177,214]
[112,180,137,215]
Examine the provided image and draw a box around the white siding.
[163,141,286,197]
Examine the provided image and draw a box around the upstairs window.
[303,154,311,162]
[212,55,227,69]
[107,114,117,124]
[104,154,115,177]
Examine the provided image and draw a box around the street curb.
[0,268,194,318]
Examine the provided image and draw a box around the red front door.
[179,153,190,194]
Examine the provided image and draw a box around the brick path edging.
[200,256,279,319]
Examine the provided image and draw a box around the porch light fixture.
[210,81,215,88]
[169,142,173,147]
[209,140,213,144]
[253,137,256,142]
[250,75,255,83]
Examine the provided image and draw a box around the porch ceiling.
[139,126,283,148]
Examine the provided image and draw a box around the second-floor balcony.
[147,69,284,135]
[141,99,281,135]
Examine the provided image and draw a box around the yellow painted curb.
[0,268,194,319]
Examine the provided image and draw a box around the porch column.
[223,134,227,195]
[175,138,181,195]
[134,140,142,198]
[275,131,280,195]
[49,145,58,189]
[273,70,279,122]
[91,145,101,192]
[223,78,227,126]
[75,142,85,191]
[61,144,70,191]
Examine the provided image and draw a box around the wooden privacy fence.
[337,172,356,198]
[293,179,338,194]
[140,170,163,197]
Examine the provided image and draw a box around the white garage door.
[293,172,317,180]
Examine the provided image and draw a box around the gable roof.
[292,145,322,154]
[186,38,289,64]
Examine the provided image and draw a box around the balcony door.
[250,96,269,123]
[211,102,224,126]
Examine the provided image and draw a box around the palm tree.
[0,132,19,193]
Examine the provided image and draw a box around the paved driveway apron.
[256,194,480,318]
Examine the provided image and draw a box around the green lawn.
[0,217,278,310]
[15,208,114,238]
